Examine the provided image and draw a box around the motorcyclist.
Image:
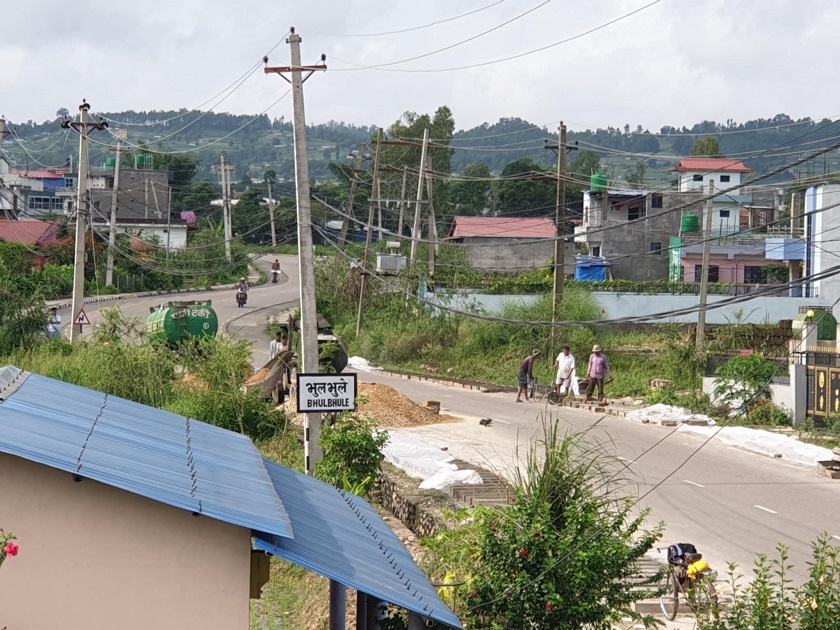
[271,259,281,283]
[236,277,249,306]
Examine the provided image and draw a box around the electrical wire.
[329,0,661,73]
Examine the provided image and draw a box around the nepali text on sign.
[296,373,357,413]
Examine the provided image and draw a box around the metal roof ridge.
[0,365,30,400]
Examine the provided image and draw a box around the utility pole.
[105,130,127,286]
[789,191,797,235]
[356,128,383,337]
[144,177,150,220]
[219,154,233,263]
[60,100,107,342]
[696,180,715,351]
[337,142,366,257]
[166,184,173,269]
[409,128,430,267]
[544,122,574,324]
[377,175,383,242]
[397,169,407,238]
[265,28,327,476]
[151,180,162,219]
[425,154,437,278]
[266,175,277,248]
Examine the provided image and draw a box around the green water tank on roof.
[104,156,116,168]
[681,213,700,233]
[136,154,145,168]
[590,172,608,193]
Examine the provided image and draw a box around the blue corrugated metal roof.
[255,459,462,629]
[0,366,292,539]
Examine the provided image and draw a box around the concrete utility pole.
[696,180,715,351]
[397,169,408,238]
[356,128,383,337]
[60,100,107,342]
[266,175,277,248]
[165,184,173,269]
[219,154,233,263]
[264,28,327,476]
[409,128,430,267]
[337,142,366,257]
[425,154,437,277]
[544,122,574,323]
[105,130,127,286]
[144,177,150,220]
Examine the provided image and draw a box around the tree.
[178,181,218,215]
[425,423,663,630]
[493,158,555,216]
[690,135,723,157]
[626,161,647,187]
[449,162,492,215]
[568,149,601,179]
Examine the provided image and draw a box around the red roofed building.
[446,215,573,273]
[671,157,752,194]
[0,219,61,270]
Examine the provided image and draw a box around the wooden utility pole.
[544,122,573,323]
[397,169,408,238]
[264,28,327,476]
[337,142,366,257]
[60,100,107,342]
[409,128,430,267]
[696,180,715,351]
[266,175,277,247]
[356,128,383,337]
[105,130,127,286]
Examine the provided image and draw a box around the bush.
[714,354,778,412]
[314,411,388,495]
[743,400,790,427]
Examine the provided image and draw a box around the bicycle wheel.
[687,572,718,616]
[659,570,679,621]
[547,391,563,406]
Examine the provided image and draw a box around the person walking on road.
[46,307,61,339]
[516,349,541,403]
[554,346,579,397]
[269,332,289,360]
[271,259,281,283]
[585,345,609,402]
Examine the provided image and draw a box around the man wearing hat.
[515,349,541,403]
[584,345,609,402]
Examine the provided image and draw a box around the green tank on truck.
[146,300,219,347]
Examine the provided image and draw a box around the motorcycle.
[236,289,247,308]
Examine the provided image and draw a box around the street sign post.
[73,308,90,333]
[296,373,357,414]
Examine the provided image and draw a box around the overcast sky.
[3,0,838,134]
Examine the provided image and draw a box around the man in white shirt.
[269,332,289,360]
[554,346,579,397]
[47,307,62,339]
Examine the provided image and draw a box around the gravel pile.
[356,383,459,427]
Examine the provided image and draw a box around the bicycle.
[657,543,718,621]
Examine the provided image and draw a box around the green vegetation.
[697,534,840,630]
[314,410,389,495]
[414,423,663,629]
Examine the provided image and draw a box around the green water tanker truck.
[146,300,219,347]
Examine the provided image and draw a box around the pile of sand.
[355,383,459,427]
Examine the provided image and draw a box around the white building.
[803,183,840,303]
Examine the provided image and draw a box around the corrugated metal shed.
[0,366,292,539]
[255,459,462,629]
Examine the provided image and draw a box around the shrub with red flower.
[0,529,19,567]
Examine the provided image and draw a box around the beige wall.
[0,455,251,630]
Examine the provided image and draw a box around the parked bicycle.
[657,542,718,620]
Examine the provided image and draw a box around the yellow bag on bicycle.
[687,559,710,580]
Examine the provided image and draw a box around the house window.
[628,206,644,221]
[591,245,601,257]
[693,174,704,182]
[650,242,662,255]
[744,266,767,284]
[719,175,731,183]
[651,195,663,208]
[695,265,719,282]
[719,210,730,219]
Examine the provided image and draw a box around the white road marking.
[617,456,636,465]
[832,535,840,542]
[754,505,777,514]
[683,480,705,488]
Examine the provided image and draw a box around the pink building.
[681,239,778,284]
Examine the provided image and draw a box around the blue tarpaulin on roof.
[574,255,610,281]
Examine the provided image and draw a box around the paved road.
[63,256,840,580]
[353,370,840,581]
[51,255,301,365]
